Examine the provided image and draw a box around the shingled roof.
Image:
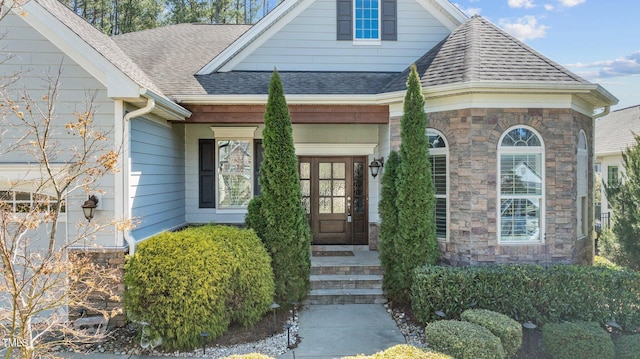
[185,15,595,97]
[112,23,251,96]
[33,0,163,95]
[383,15,590,92]
[595,105,640,156]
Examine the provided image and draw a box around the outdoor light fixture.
[368,157,384,178]
[270,302,280,333]
[81,195,99,222]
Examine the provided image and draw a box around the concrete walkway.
[58,303,405,359]
[278,304,405,359]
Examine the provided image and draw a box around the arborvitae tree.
[378,150,403,299]
[394,64,438,296]
[606,134,640,270]
[246,69,311,302]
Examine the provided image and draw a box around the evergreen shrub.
[411,264,640,331]
[615,334,640,359]
[343,344,453,358]
[461,309,522,357]
[542,321,614,359]
[424,320,505,359]
[124,225,274,351]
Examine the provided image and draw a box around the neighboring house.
[595,105,640,222]
[1,0,617,308]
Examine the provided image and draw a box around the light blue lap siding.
[130,118,186,240]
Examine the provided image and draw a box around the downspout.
[121,97,155,255]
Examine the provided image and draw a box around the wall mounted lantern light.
[81,195,99,222]
[368,157,384,178]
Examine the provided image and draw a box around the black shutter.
[199,139,216,208]
[381,0,397,41]
[336,0,352,40]
[254,139,263,196]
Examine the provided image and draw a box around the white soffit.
[415,0,467,32]
[210,126,259,138]
[295,143,377,156]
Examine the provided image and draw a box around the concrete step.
[306,288,387,305]
[310,274,383,290]
[310,264,385,276]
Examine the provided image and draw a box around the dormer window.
[337,0,396,43]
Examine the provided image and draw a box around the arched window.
[498,127,544,243]
[427,129,448,240]
[577,131,588,238]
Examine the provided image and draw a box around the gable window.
[498,127,544,243]
[427,129,448,240]
[577,131,588,238]
[337,0,396,42]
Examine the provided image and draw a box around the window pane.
[501,198,540,241]
[432,155,447,195]
[319,198,332,213]
[319,180,332,196]
[300,180,310,197]
[333,180,345,196]
[300,162,310,179]
[435,197,446,238]
[500,154,542,195]
[218,140,252,207]
[319,163,332,179]
[354,0,379,40]
[333,198,345,214]
[501,128,541,147]
[333,163,345,179]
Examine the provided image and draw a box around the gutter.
[121,97,156,255]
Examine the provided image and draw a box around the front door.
[299,156,368,245]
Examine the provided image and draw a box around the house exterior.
[2,0,617,306]
[595,105,640,222]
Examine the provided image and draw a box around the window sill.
[352,39,381,46]
[499,240,543,246]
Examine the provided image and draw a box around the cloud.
[567,51,640,78]
[558,0,585,7]
[544,4,554,10]
[499,16,549,41]
[508,0,536,8]
[454,3,481,16]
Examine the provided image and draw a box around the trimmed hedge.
[412,264,640,331]
[424,320,506,359]
[124,225,274,351]
[343,344,453,359]
[542,321,614,359]
[461,309,522,357]
[615,334,640,359]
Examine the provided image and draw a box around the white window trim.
[497,126,545,245]
[427,129,449,242]
[577,130,588,239]
[353,0,381,42]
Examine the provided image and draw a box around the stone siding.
[390,107,594,265]
[68,247,128,327]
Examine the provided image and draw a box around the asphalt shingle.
[596,105,640,155]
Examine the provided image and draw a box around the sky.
[452,0,640,111]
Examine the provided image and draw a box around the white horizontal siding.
[130,118,186,240]
[234,0,451,72]
[0,12,119,247]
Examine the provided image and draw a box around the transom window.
[427,129,448,240]
[355,0,379,40]
[0,191,66,213]
[498,127,544,243]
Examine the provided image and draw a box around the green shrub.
[180,225,275,326]
[124,225,274,351]
[411,264,640,331]
[594,255,624,270]
[343,344,453,359]
[615,334,640,359]
[379,150,402,299]
[424,320,506,359]
[461,309,522,357]
[542,321,614,359]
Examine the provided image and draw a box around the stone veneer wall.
[390,108,595,266]
[68,247,127,327]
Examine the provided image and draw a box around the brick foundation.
[68,247,128,327]
[390,107,595,266]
